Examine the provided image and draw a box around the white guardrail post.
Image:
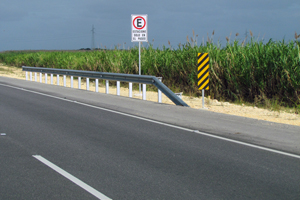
[129,82,132,97]
[40,73,42,83]
[64,75,66,87]
[71,76,73,88]
[117,81,120,96]
[105,80,109,94]
[78,77,81,89]
[86,78,89,91]
[45,73,48,84]
[142,84,146,100]
[57,75,59,85]
[51,74,53,84]
[95,79,99,92]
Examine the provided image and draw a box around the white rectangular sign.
[131,14,148,42]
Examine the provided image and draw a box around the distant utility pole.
[91,25,95,50]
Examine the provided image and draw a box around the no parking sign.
[131,15,148,42]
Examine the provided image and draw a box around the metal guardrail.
[22,66,189,107]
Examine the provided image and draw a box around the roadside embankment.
[0,63,299,126]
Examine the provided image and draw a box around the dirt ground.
[1,63,299,126]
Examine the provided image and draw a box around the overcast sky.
[0,0,299,51]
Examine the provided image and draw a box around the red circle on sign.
[133,16,146,30]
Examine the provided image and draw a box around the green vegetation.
[1,33,299,109]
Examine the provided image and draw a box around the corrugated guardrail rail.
[22,66,189,107]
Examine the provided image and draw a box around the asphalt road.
[1,77,300,199]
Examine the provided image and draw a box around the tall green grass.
[1,36,299,107]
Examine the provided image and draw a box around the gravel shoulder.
[0,63,299,126]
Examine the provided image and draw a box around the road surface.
[1,77,299,199]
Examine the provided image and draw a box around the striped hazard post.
[197,53,209,108]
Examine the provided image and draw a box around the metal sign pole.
[202,89,205,108]
[139,41,141,94]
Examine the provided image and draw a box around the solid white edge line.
[192,130,300,159]
[1,83,300,159]
[33,155,112,200]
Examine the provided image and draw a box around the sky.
[0,0,299,51]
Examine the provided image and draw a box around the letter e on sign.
[131,14,148,42]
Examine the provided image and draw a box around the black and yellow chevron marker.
[197,53,209,90]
